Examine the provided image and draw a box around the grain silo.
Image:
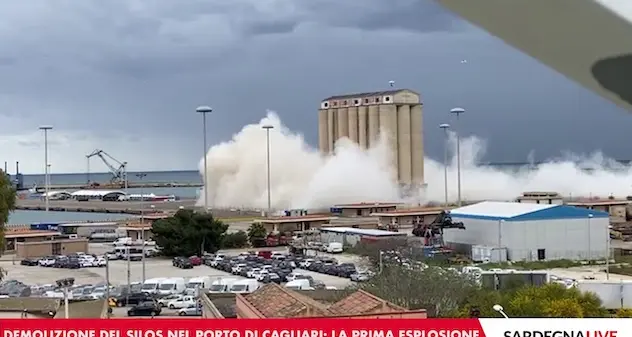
[319,89,423,187]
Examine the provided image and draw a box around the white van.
[141,277,168,294]
[326,242,343,254]
[185,276,212,295]
[229,279,260,294]
[208,278,238,293]
[157,277,186,296]
[285,279,314,291]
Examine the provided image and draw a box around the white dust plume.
[198,112,632,210]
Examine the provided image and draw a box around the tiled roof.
[242,285,407,318]
[323,89,418,101]
[243,284,328,317]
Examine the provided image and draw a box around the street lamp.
[588,213,593,261]
[492,304,509,318]
[262,125,274,215]
[450,108,465,206]
[137,172,147,283]
[56,277,75,318]
[606,224,611,280]
[39,125,53,212]
[196,105,213,211]
[439,123,450,207]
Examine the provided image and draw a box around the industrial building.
[370,207,447,231]
[443,201,610,261]
[318,89,424,188]
[515,191,564,204]
[330,202,401,217]
[255,215,337,233]
[319,227,407,247]
[566,198,630,221]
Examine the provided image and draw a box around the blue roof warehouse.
[443,201,609,262]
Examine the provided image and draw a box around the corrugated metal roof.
[451,201,609,221]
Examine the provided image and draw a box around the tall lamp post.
[588,213,593,261]
[439,123,450,207]
[262,125,274,215]
[196,106,213,211]
[137,172,147,283]
[449,108,465,206]
[39,125,53,212]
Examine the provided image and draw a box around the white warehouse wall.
[445,217,609,261]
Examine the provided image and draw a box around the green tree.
[151,209,228,257]
[247,223,267,247]
[504,283,607,317]
[615,308,632,317]
[222,231,249,249]
[0,171,16,255]
[360,264,479,317]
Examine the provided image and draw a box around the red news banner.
[0,320,482,337]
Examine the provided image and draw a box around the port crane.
[86,149,128,188]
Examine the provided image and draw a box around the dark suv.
[114,292,153,307]
[173,257,193,269]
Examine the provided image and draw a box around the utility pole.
[137,172,147,283]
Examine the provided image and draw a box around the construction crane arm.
[86,149,127,185]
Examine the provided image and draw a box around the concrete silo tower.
[318,89,423,188]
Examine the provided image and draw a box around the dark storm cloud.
[2,0,632,171]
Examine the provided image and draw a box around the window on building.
[354,100,359,105]
[385,96,390,102]
[333,102,338,106]
[342,101,347,106]
[375,97,380,103]
[364,99,369,103]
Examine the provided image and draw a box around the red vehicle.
[188,255,202,266]
[257,250,272,259]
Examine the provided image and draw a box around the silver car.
[177,305,202,316]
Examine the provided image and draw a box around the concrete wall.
[410,104,424,186]
[357,106,368,148]
[327,109,336,152]
[318,109,329,154]
[444,217,609,261]
[337,108,349,140]
[16,239,89,258]
[368,105,380,146]
[397,105,412,184]
[347,107,358,143]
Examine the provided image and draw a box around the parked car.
[38,256,56,267]
[177,305,202,316]
[167,295,197,309]
[127,301,161,316]
[157,294,183,307]
[20,258,39,266]
[113,292,153,307]
[173,257,193,269]
[188,256,202,266]
[350,271,374,282]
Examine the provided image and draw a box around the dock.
[46,182,203,190]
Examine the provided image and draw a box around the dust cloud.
[197,112,632,210]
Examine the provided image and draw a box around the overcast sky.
[2,0,631,174]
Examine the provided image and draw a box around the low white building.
[443,201,609,261]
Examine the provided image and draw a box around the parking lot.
[5,244,359,288]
